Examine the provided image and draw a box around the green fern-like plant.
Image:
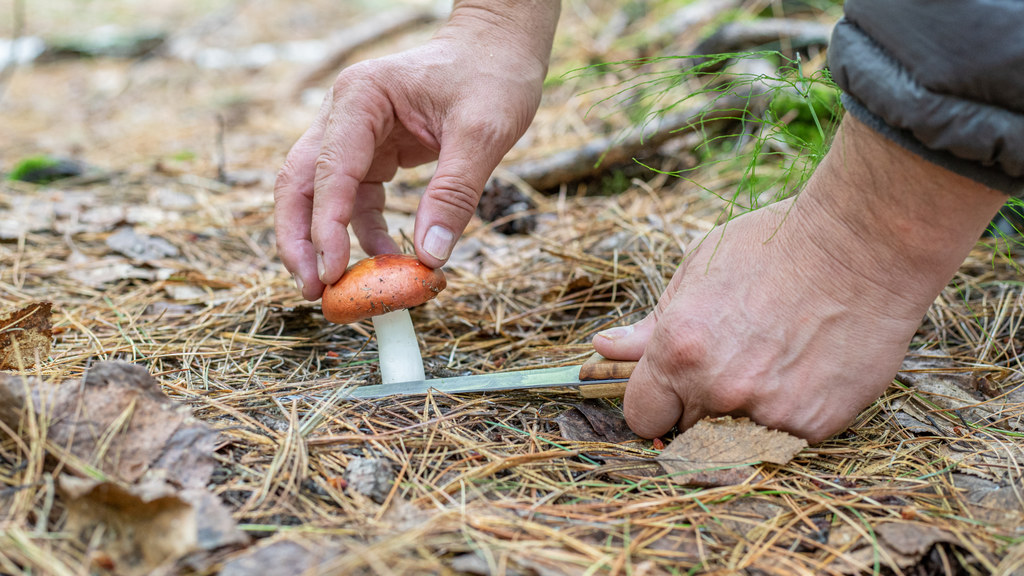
[568,51,843,214]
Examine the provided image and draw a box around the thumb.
[592,314,658,361]
[594,251,697,360]
[414,129,511,268]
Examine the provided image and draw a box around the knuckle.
[315,146,342,172]
[458,116,517,150]
[313,151,360,195]
[427,175,480,217]
[331,61,375,93]
[274,164,302,200]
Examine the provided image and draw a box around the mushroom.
[321,254,446,384]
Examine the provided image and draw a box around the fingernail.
[293,273,304,294]
[597,325,633,341]
[423,225,454,261]
[316,252,326,282]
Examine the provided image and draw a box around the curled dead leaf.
[61,476,247,576]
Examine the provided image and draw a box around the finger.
[414,127,511,268]
[350,182,400,256]
[622,356,684,439]
[274,89,334,300]
[311,79,395,285]
[592,313,657,361]
[593,250,695,360]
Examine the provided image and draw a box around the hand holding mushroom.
[273,1,560,300]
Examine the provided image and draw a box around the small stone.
[344,457,395,503]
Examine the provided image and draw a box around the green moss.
[7,155,61,183]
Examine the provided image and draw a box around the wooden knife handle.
[577,353,636,398]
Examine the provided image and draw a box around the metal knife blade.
[345,355,636,399]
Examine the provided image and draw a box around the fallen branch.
[647,0,746,47]
[504,88,765,192]
[693,18,835,55]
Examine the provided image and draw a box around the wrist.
[798,115,1006,295]
[441,1,560,76]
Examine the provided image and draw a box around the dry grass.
[2,0,1024,574]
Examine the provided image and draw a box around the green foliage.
[7,155,61,183]
[980,197,1024,272]
[767,81,838,150]
[170,149,197,162]
[568,50,843,213]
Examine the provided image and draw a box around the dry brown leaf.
[897,356,1000,428]
[0,301,52,369]
[574,399,638,443]
[656,416,806,486]
[220,539,343,576]
[1,363,244,573]
[554,406,602,443]
[61,476,197,576]
[106,226,180,262]
[60,476,247,576]
[834,521,960,573]
[554,399,637,444]
[0,362,217,486]
[952,473,1024,528]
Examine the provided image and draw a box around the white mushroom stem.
[372,309,426,384]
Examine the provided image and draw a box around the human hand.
[593,116,1006,443]
[275,2,559,300]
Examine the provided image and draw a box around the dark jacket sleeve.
[828,0,1024,195]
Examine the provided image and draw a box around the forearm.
[801,116,1006,301]
[442,1,561,75]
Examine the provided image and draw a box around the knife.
[345,353,637,399]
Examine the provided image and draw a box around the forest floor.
[1,0,1023,574]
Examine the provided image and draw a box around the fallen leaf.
[713,498,786,537]
[554,400,638,444]
[61,476,195,576]
[951,473,1024,528]
[554,406,600,442]
[0,363,245,574]
[106,226,180,261]
[656,417,806,486]
[65,257,162,288]
[79,205,127,231]
[220,539,343,576]
[60,476,247,576]
[0,301,51,369]
[0,192,58,239]
[834,521,960,573]
[0,362,217,487]
[896,354,1009,430]
[178,488,249,550]
[163,283,208,301]
[574,399,638,443]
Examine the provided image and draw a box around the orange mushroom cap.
[321,254,447,324]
